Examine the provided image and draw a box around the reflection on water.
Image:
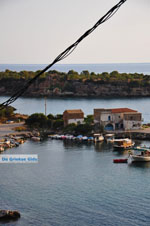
[129,161,150,168]
[93,142,113,152]
[63,140,93,150]
[1,139,150,225]
[113,149,130,157]
[62,140,113,153]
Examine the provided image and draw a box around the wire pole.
[45,97,47,116]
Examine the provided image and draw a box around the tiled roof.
[64,109,83,114]
[111,108,137,113]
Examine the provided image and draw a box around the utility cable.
[0,0,127,109]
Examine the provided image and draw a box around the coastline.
[1,121,150,140]
[0,122,30,139]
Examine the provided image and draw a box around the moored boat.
[133,146,150,152]
[105,134,115,143]
[113,158,128,163]
[113,138,134,150]
[130,150,150,162]
[93,134,104,142]
[31,137,41,141]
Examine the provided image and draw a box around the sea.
[0,63,150,226]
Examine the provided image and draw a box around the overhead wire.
[0,0,127,109]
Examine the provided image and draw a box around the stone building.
[94,108,142,131]
[63,109,84,127]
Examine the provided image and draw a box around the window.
[108,116,111,121]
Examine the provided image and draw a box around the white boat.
[105,134,115,143]
[31,137,41,141]
[93,134,104,142]
[113,138,134,149]
[133,146,150,152]
[130,150,150,162]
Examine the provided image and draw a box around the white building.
[94,108,142,131]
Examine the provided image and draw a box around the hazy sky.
[0,0,150,64]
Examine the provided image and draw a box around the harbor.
[1,135,150,226]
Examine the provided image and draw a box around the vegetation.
[0,106,16,118]
[25,113,94,135]
[0,69,149,84]
[26,113,64,130]
[0,69,150,97]
[0,106,16,122]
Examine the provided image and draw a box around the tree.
[0,106,16,118]
[75,124,93,135]
[63,123,76,133]
[84,115,94,125]
[52,119,64,129]
[26,113,48,129]
[47,114,55,120]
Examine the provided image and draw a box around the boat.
[130,150,150,162]
[113,159,128,163]
[113,138,134,150]
[93,134,104,142]
[105,134,115,143]
[0,209,20,221]
[31,137,41,141]
[0,146,4,152]
[133,146,150,152]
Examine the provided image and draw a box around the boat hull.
[131,155,150,162]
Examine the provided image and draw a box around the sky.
[0,0,150,64]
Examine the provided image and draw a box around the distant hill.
[0,69,150,97]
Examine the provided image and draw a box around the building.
[63,109,84,127]
[94,108,142,131]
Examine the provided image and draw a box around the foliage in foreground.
[25,113,64,130]
[25,113,94,135]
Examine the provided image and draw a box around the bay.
[1,139,150,226]
[0,96,150,123]
[1,63,150,226]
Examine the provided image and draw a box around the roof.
[123,112,141,115]
[64,109,83,114]
[111,108,137,113]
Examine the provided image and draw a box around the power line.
[0,0,127,109]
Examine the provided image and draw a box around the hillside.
[0,70,150,97]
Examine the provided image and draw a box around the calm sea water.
[0,96,150,123]
[1,64,150,226]
[1,139,150,226]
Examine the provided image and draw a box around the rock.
[0,210,20,221]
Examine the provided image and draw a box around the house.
[94,108,142,131]
[63,109,84,127]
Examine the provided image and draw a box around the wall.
[68,118,84,125]
[123,120,141,130]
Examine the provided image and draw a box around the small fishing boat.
[82,136,88,141]
[0,209,20,221]
[105,134,115,143]
[93,134,104,142]
[31,137,41,141]
[130,150,150,162]
[0,146,4,152]
[113,138,134,150]
[113,159,128,163]
[133,146,150,152]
